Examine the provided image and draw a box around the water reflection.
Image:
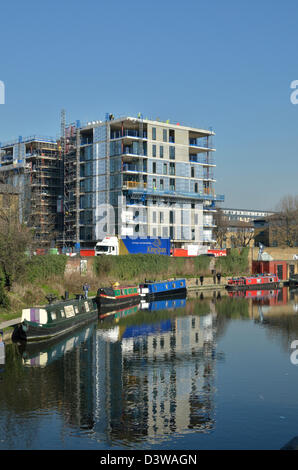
[96,300,218,444]
[1,288,298,449]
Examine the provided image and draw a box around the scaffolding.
[0,138,63,247]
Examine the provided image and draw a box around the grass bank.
[0,249,249,321]
[93,253,211,281]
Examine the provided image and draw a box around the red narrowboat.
[226,274,280,291]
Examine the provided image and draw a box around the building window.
[169,146,175,159]
[160,211,164,223]
[191,167,195,178]
[195,183,198,193]
[160,179,164,190]
[169,162,175,175]
[170,178,175,191]
[169,129,175,143]
[160,145,164,158]
[153,178,157,189]
[152,127,156,140]
[153,162,156,174]
[153,227,157,236]
[153,211,157,223]
[152,144,156,157]
[163,163,167,175]
[163,129,167,142]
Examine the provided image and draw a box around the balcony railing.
[123,181,147,189]
[189,137,214,149]
[124,185,224,202]
[189,155,215,165]
[123,164,140,172]
[111,130,148,139]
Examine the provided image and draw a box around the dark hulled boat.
[289,274,298,287]
[95,284,140,310]
[12,297,98,342]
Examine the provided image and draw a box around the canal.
[0,287,298,450]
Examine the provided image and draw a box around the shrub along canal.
[0,287,298,450]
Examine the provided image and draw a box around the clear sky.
[0,0,297,211]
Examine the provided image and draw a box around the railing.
[111,130,148,139]
[123,181,147,189]
[123,164,139,172]
[189,155,215,165]
[124,185,224,201]
[189,138,214,149]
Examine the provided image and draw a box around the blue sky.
[0,0,297,210]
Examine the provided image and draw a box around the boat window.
[125,289,128,295]
[51,312,57,321]
[180,281,184,286]
[115,290,121,296]
[61,309,65,317]
[154,286,157,291]
[166,284,168,289]
[173,283,175,288]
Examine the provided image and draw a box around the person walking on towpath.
[216,272,222,284]
[83,283,90,299]
[200,275,204,286]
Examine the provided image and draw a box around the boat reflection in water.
[95,297,219,442]
[4,296,221,447]
[18,322,96,367]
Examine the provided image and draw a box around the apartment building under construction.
[0,136,63,246]
[62,114,224,249]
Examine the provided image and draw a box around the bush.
[0,267,9,308]
[215,247,249,276]
[93,254,211,281]
[22,255,68,283]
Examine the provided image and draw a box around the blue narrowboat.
[139,278,187,300]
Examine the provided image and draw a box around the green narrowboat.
[96,283,140,310]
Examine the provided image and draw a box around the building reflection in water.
[94,306,218,444]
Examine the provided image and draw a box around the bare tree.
[229,220,255,247]
[213,209,229,248]
[271,195,298,247]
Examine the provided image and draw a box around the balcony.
[189,137,214,149]
[111,130,148,140]
[189,155,215,165]
[122,164,140,173]
[123,185,224,202]
[123,181,147,190]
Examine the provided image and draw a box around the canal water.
[1,287,298,450]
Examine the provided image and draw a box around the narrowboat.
[12,297,98,342]
[226,273,280,291]
[95,283,140,310]
[139,278,187,300]
[289,274,298,287]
